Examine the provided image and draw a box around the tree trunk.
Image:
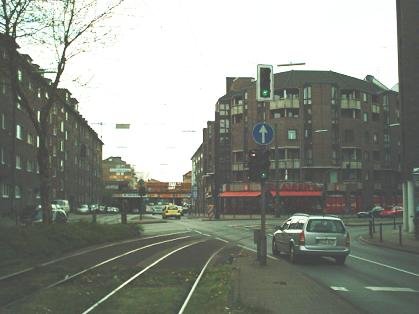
[38,130,52,224]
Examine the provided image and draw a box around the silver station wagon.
[272,213,350,265]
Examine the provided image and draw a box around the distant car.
[356,206,384,218]
[162,205,181,219]
[107,206,119,214]
[152,204,166,215]
[272,213,350,265]
[32,208,68,223]
[379,207,403,218]
[77,204,90,214]
[52,199,70,214]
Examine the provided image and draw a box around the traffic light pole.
[260,178,267,266]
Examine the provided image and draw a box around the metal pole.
[274,123,280,217]
[379,223,383,242]
[369,220,373,238]
[399,224,402,246]
[260,179,267,266]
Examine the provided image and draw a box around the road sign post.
[251,122,274,266]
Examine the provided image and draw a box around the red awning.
[270,191,322,197]
[220,191,261,197]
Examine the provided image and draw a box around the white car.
[77,204,90,214]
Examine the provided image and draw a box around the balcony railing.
[270,159,301,169]
[232,162,246,171]
[341,99,361,109]
[341,161,362,169]
[270,98,300,110]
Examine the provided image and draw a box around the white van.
[52,200,71,214]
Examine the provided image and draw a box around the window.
[1,147,5,165]
[60,121,64,132]
[27,160,33,172]
[36,136,40,148]
[65,112,69,121]
[363,93,368,102]
[364,151,370,161]
[303,86,312,105]
[60,140,64,152]
[288,129,297,140]
[1,113,5,130]
[18,69,23,81]
[363,112,368,122]
[16,124,23,140]
[331,86,337,105]
[37,110,41,122]
[373,133,379,144]
[27,133,33,145]
[373,151,380,161]
[37,88,42,98]
[1,183,10,198]
[15,186,21,199]
[1,78,6,94]
[17,95,22,110]
[16,155,22,169]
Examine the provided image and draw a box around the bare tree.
[1,0,124,223]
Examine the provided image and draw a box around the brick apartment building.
[0,34,102,217]
[192,70,402,215]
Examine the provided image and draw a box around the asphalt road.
[141,216,419,314]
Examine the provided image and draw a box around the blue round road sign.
[252,122,274,145]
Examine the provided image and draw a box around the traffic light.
[257,64,273,101]
[259,150,270,180]
[247,149,270,181]
[248,150,259,181]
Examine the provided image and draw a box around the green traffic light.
[262,89,269,97]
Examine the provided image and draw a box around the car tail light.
[299,231,305,246]
[346,232,350,248]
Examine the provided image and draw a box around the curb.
[358,235,419,255]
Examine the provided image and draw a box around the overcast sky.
[22,0,399,182]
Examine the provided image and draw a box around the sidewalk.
[360,224,419,254]
[230,249,362,314]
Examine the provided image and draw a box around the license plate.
[318,239,336,245]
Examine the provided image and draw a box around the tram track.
[0,232,196,311]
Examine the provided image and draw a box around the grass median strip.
[0,222,143,277]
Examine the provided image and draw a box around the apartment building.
[193,70,402,214]
[0,33,102,216]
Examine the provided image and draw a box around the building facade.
[0,34,102,217]
[193,70,402,215]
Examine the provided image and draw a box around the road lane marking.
[331,286,349,291]
[365,287,418,292]
[349,254,419,278]
[215,237,229,243]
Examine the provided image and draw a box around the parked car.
[32,207,68,223]
[77,204,90,214]
[272,213,350,265]
[356,206,384,218]
[378,206,403,218]
[52,199,70,214]
[162,205,181,219]
[107,206,120,214]
[152,204,166,215]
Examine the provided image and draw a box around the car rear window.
[306,219,345,233]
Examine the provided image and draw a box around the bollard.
[379,223,383,242]
[393,215,396,230]
[92,209,97,224]
[369,220,373,238]
[399,224,402,246]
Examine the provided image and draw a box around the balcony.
[341,99,361,110]
[232,162,246,171]
[341,161,362,169]
[271,159,301,169]
[231,106,243,115]
[270,98,300,110]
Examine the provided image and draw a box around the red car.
[378,207,403,218]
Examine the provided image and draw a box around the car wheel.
[289,245,299,264]
[272,238,280,256]
[335,256,346,265]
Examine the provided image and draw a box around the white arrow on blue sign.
[252,122,274,145]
